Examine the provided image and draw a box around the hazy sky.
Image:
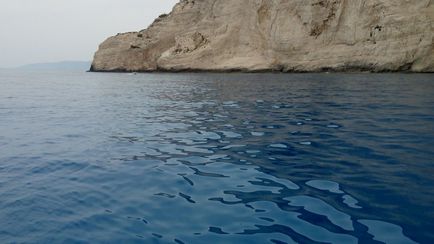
[0,0,178,67]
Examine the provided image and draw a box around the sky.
[0,0,178,68]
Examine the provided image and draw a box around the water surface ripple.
[0,71,433,243]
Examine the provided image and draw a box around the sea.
[0,70,433,243]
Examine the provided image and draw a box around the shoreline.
[87,67,434,74]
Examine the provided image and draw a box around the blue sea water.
[0,70,433,243]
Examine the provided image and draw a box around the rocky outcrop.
[91,0,434,72]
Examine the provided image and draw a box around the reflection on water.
[0,71,433,243]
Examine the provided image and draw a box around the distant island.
[91,0,434,73]
[14,61,91,71]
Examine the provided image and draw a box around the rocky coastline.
[91,0,434,73]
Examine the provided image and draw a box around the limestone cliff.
[91,0,434,72]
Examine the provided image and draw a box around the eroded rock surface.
[91,0,434,72]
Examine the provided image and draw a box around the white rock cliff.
[91,0,434,72]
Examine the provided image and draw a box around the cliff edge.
[91,0,434,72]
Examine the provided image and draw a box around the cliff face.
[91,0,434,72]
